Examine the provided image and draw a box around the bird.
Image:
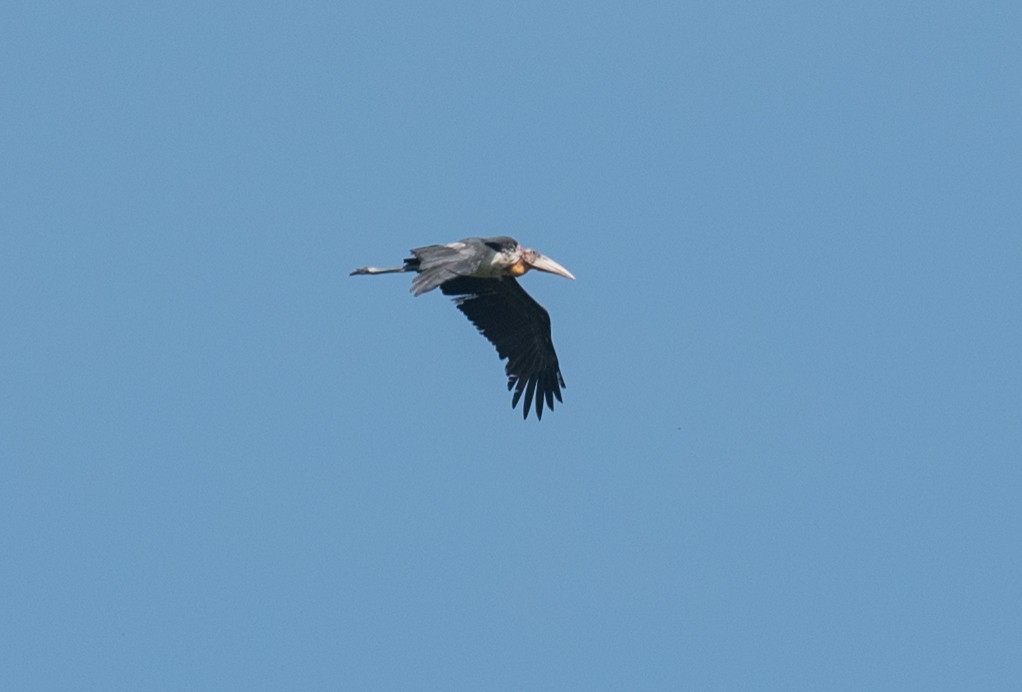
[350,236,575,420]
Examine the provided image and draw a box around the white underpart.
[471,246,519,278]
[446,241,501,276]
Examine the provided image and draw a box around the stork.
[351,237,575,419]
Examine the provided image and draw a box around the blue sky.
[3,1,1020,689]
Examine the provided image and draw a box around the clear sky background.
[3,2,1020,689]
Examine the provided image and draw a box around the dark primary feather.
[441,276,565,420]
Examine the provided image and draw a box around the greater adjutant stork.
[350,236,575,419]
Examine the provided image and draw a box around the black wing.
[441,277,565,420]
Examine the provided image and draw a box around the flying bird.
[350,236,575,419]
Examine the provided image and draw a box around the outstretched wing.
[441,276,565,420]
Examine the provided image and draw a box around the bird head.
[512,248,576,280]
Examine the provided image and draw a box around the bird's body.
[351,237,574,419]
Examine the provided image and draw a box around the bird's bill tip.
[529,254,576,280]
